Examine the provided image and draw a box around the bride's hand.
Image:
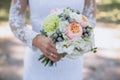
[33,34,61,62]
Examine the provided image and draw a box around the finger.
[49,39,56,48]
[47,54,59,62]
[41,50,60,62]
[48,47,58,55]
[48,40,58,54]
[50,42,56,49]
[47,50,59,60]
[46,51,60,62]
[41,44,58,59]
[49,43,58,55]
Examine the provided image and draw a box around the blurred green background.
[0,0,30,25]
[0,0,120,25]
[97,0,120,24]
[0,0,11,25]
[0,0,120,80]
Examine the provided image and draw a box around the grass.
[0,0,120,26]
[0,0,11,25]
[0,0,30,25]
[97,0,120,24]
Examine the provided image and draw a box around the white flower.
[58,21,69,33]
[69,12,82,22]
[56,41,74,54]
[78,40,92,53]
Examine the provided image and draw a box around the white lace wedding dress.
[9,0,96,80]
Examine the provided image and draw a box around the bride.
[9,0,96,80]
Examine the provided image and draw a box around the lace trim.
[9,0,39,48]
[82,0,96,27]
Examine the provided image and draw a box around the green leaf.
[41,57,47,63]
[40,30,48,37]
[91,47,97,53]
[83,37,91,42]
[38,55,45,60]
[64,8,71,15]
[45,58,50,66]
[49,61,55,66]
[90,28,94,32]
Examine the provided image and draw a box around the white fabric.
[9,0,96,80]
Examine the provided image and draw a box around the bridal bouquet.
[39,7,97,66]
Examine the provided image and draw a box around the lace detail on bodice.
[82,0,96,27]
[9,0,39,48]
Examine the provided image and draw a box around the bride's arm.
[9,0,60,61]
[9,0,39,48]
[82,0,96,27]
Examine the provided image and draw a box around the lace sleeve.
[82,0,96,27]
[9,0,39,48]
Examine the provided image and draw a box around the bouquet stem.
[38,53,67,66]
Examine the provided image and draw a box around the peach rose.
[66,22,83,40]
[80,15,89,27]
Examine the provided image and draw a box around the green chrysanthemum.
[43,14,59,32]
